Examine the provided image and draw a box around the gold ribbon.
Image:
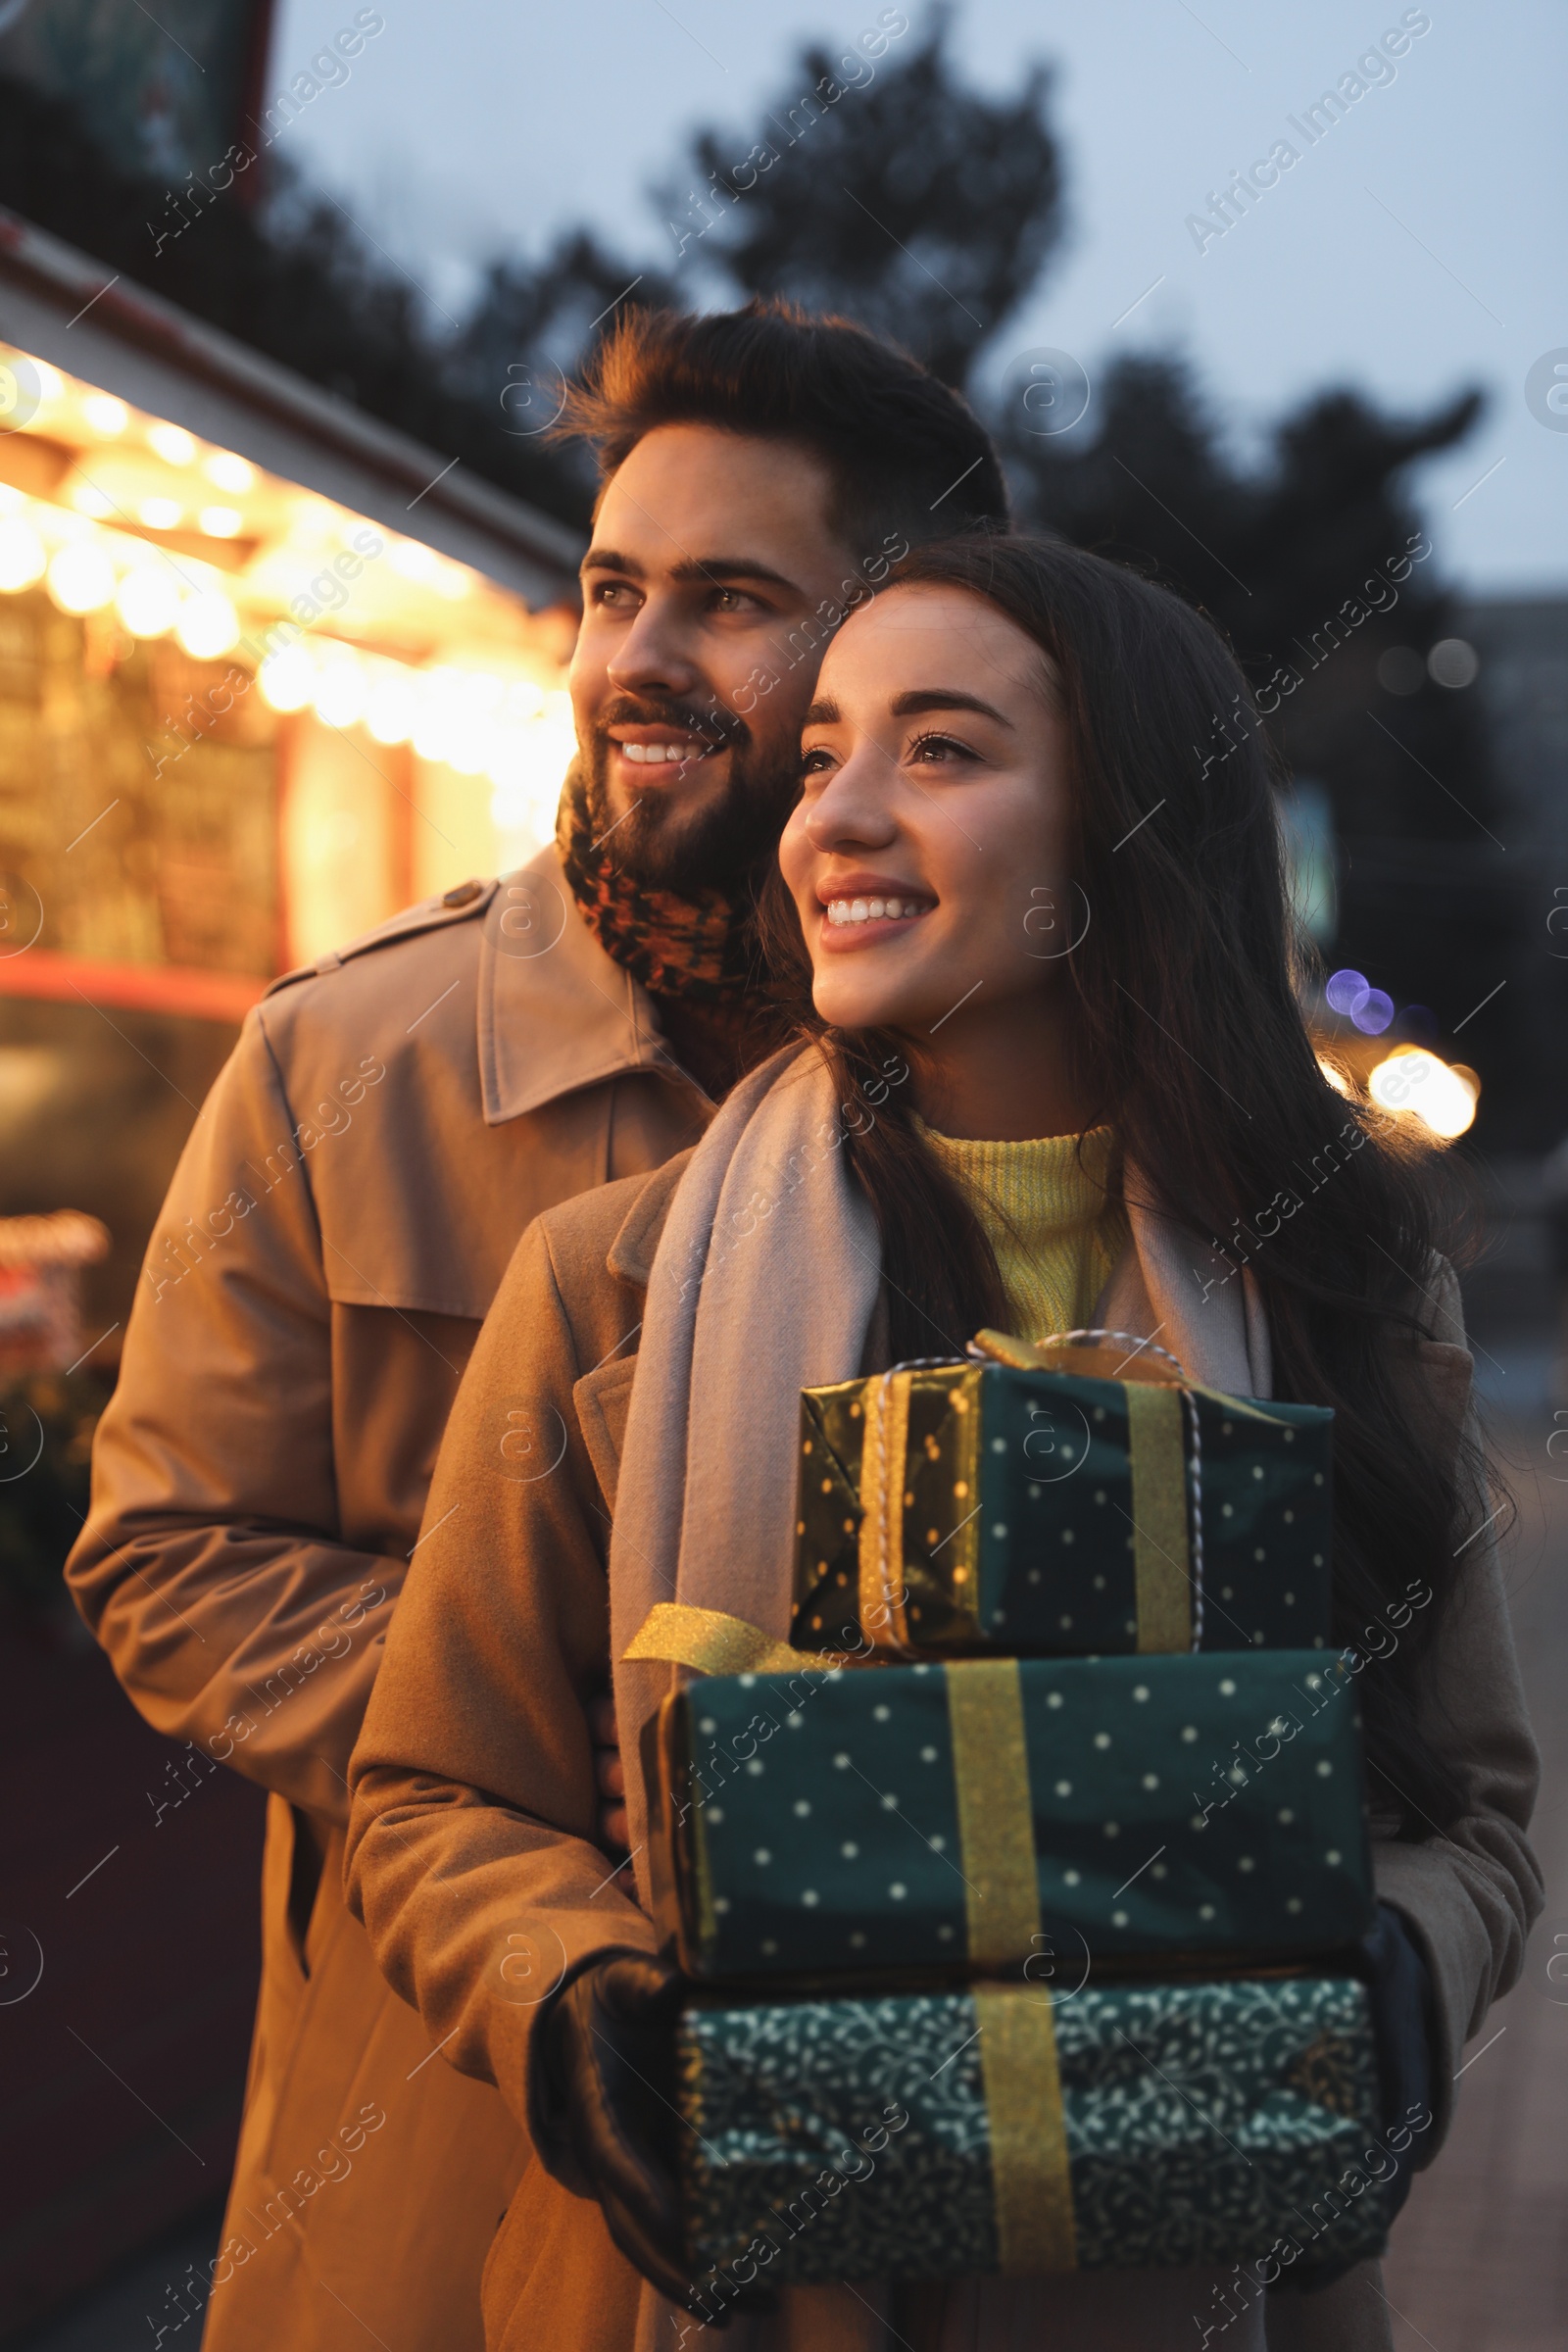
[971,1328,1288,1423]
[1125,1381,1193,1652]
[946,1661,1041,1966]
[857,1371,912,1650]
[622,1602,842,1677]
[975,1987,1078,2272]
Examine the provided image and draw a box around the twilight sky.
[269,0,1568,595]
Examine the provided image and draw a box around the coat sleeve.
[64,1004,401,1825]
[1372,1264,1544,2144]
[344,1213,656,2127]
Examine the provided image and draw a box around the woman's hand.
[589,1693,628,1848]
[530,1953,691,2301]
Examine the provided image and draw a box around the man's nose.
[607,599,703,701]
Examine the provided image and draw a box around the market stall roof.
[0,206,584,607]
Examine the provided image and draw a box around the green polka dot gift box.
[677,1974,1398,2298]
[792,1334,1334,1659]
[646,1650,1372,1984]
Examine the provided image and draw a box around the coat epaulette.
[262,878,499,998]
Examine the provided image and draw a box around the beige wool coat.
[66,848,711,2352]
[345,1148,1543,2352]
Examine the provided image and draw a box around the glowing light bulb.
[199,506,244,538]
[314,658,365,729]
[46,542,117,613]
[204,450,254,493]
[116,566,180,637]
[365,666,416,745]
[148,422,197,466]
[0,517,47,592]
[71,482,116,519]
[259,646,316,711]
[82,393,128,437]
[139,497,182,531]
[390,538,442,583]
[175,590,240,659]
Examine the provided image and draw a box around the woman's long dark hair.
[760,531,1488,1840]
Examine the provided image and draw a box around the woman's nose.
[803,750,901,853]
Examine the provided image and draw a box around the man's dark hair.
[556,298,1008,555]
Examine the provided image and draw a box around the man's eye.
[590,581,636,608]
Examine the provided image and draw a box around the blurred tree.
[442,230,680,509]
[1001,353,1514,1081]
[0,74,588,528]
[1004,356,1491,836]
[659,5,1061,387]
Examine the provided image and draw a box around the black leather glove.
[1272,1902,1437,2297]
[1359,1900,1438,2200]
[529,1952,692,2302]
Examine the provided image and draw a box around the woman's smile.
[815,871,936,951]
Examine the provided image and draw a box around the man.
[67,297,1007,2352]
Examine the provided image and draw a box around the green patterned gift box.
[651,1651,1372,1982]
[679,1975,1396,2290]
[793,1338,1334,1660]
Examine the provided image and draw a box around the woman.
[345,537,1540,2352]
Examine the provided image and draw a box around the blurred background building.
[0,3,1564,2346]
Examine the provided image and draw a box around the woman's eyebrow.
[804,696,841,725]
[888,688,1014,727]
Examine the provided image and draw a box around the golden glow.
[116,566,180,638]
[46,541,117,613]
[0,344,574,869]
[175,590,240,659]
[313,656,365,730]
[204,450,255,493]
[1316,1056,1351,1098]
[147,422,197,466]
[0,517,47,592]
[365,665,416,745]
[258,646,316,711]
[82,393,128,437]
[1368,1046,1478,1142]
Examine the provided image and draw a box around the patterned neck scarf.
[555,759,760,1004]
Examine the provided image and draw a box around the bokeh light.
[175,590,241,658]
[1368,1047,1478,1141]
[0,516,47,592]
[1351,988,1395,1036]
[46,541,116,613]
[116,566,180,637]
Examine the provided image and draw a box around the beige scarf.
[606,1040,1273,2352]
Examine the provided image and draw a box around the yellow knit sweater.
[915,1121,1129,1346]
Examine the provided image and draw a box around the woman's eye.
[800,746,835,778]
[907,731,975,764]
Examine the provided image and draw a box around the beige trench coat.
[345,1152,1542,2352]
[66,848,710,2352]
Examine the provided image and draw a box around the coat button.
[442,879,483,907]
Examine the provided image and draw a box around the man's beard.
[582,696,801,895]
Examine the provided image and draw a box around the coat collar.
[477,843,698,1125]
[599,1145,1274,1397]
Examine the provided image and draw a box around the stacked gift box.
[643,1335,1396,2290]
